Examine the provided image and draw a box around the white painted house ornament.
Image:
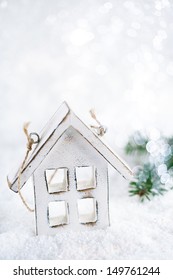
[7,102,133,236]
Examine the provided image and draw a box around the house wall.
[33,126,110,235]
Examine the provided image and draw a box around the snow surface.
[0,0,173,259]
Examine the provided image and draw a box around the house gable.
[7,102,133,193]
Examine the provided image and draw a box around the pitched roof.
[8,101,133,192]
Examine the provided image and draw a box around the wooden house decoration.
[8,102,133,235]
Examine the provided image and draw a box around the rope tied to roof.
[24,123,34,151]
[8,122,40,212]
[89,109,107,136]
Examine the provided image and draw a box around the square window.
[77,198,97,224]
[75,166,96,191]
[45,168,68,193]
[48,201,69,227]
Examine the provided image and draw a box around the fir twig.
[125,131,148,156]
[129,164,167,201]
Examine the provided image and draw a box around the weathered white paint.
[8,101,133,235]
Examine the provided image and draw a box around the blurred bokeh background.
[0,0,173,259]
[1,0,173,175]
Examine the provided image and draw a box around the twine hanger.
[8,123,40,212]
[89,109,107,136]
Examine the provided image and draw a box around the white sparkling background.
[0,0,173,259]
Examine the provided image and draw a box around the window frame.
[45,167,69,194]
[75,165,97,191]
[47,200,69,227]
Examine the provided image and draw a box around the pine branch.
[124,131,173,201]
[129,163,167,201]
[125,131,148,156]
